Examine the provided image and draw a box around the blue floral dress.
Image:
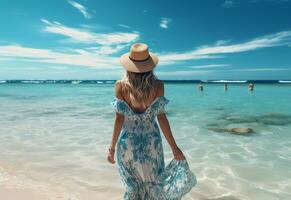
[111,96,197,200]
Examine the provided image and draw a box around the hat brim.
[119,52,159,73]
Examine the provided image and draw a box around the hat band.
[129,55,150,62]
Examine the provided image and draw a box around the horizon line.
[1,79,291,84]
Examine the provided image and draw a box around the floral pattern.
[111,96,197,200]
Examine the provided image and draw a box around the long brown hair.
[122,70,159,107]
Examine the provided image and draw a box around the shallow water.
[0,83,291,200]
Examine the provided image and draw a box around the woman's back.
[111,82,197,200]
[117,79,163,114]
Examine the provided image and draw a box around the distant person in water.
[224,83,228,91]
[198,82,203,92]
[249,83,254,92]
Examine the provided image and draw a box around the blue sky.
[0,0,291,80]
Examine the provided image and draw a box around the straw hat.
[119,43,159,73]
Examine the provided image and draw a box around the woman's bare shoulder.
[114,80,123,99]
[115,80,123,85]
[156,79,164,87]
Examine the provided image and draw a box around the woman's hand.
[107,147,116,164]
[172,147,185,160]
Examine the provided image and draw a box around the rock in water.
[209,127,254,135]
[227,128,253,135]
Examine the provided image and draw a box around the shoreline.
[0,164,124,200]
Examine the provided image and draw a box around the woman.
[107,43,196,199]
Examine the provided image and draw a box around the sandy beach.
[0,164,124,200]
[0,162,233,200]
[0,188,50,200]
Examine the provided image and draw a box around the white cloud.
[215,40,231,46]
[160,18,171,29]
[250,0,290,3]
[157,67,291,77]
[156,70,212,76]
[67,0,92,19]
[230,67,291,72]
[190,64,230,69]
[85,44,131,55]
[158,53,221,66]
[118,24,131,29]
[0,44,119,68]
[2,27,291,73]
[194,31,291,55]
[41,19,139,46]
[158,30,291,65]
[0,19,140,69]
[222,0,237,8]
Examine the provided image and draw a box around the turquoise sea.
[0,81,291,200]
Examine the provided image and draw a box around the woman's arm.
[157,113,178,150]
[108,81,125,164]
[109,112,124,150]
[156,81,185,160]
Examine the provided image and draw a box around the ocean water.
[0,82,291,200]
